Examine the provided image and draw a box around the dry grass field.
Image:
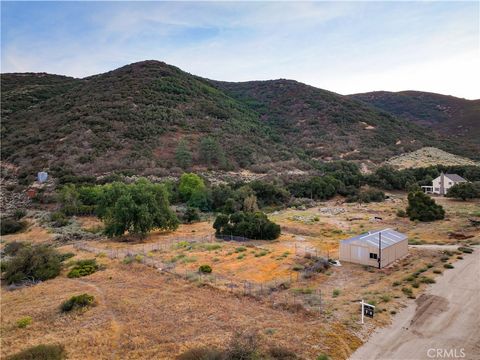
[1,249,361,360]
[1,193,478,359]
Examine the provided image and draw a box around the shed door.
[351,246,367,262]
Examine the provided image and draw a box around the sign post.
[360,299,375,324]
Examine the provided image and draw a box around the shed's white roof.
[341,228,407,249]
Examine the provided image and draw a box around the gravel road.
[350,246,480,360]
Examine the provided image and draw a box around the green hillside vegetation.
[1,73,79,117]
[350,91,480,153]
[213,80,474,162]
[1,61,288,176]
[1,61,478,178]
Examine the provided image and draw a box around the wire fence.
[73,237,326,313]
[215,234,251,242]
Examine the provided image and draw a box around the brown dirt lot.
[1,250,360,360]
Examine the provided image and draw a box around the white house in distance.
[422,172,468,195]
[339,228,408,268]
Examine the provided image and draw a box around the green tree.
[96,179,178,237]
[213,211,281,240]
[406,190,445,222]
[78,186,102,206]
[183,207,201,223]
[175,139,192,169]
[58,184,80,215]
[188,188,211,210]
[178,173,207,207]
[288,175,341,200]
[210,184,235,211]
[199,136,227,168]
[222,198,238,214]
[446,182,480,201]
[249,180,290,207]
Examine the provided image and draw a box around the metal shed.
[339,228,408,268]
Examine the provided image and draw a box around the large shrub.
[61,293,95,312]
[346,188,385,203]
[183,207,201,223]
[446,182,480,201]
[213,211,281,240]
[6,344,66,360]
[406,190,445,222]
[2,241,28,256]
[3,244,62,284]
[96,179,179,237]
[198,264,212,274]
[57,184,100,215]
[67,259,99,278]
[1,218,27,235]
[50,211,69,227]
[249,181,290,207]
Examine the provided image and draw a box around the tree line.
[53,163,480,238]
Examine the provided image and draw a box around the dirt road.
[350,247,480,360]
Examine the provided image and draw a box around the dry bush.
[176,347,224,360]
[6,344,66,360]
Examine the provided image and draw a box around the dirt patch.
[411,294,449,327]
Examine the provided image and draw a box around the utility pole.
[378,231,382,269]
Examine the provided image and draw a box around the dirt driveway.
[350,246,480,360]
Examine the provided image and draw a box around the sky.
[1,1,479,99]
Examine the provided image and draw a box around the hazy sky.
[1,1,479,98]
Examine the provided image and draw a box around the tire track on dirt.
[73,279,123,360]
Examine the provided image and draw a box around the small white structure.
[339,228,408,268]
[37,171,48,183]
[422,172,467,195]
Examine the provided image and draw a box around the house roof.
[341,228,407,249]
[444,174,467,182]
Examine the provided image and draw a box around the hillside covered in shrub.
[213,80,477,162]
[1,60,478,178]
[350,90,480,151]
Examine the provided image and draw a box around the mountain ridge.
[1,60,478,177]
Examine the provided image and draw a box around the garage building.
[339,228,408,268]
